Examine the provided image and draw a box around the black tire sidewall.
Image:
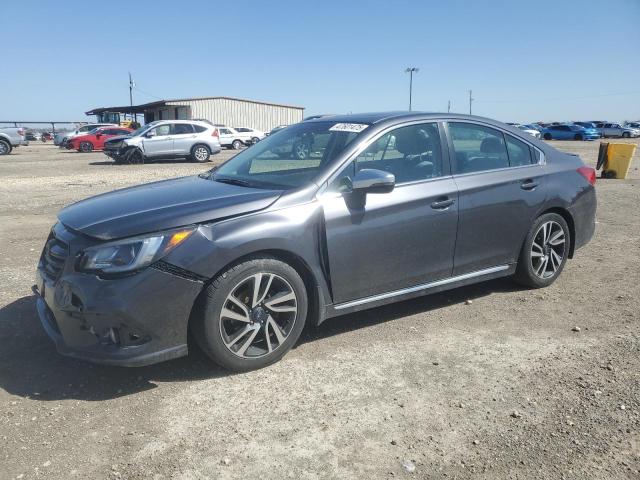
[0,140,11,155]
[80,142,93,152]
[515,213,570,288]
[195,258,309,371]
[191,144,210,162]
[232,140,242,150]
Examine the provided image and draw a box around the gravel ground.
[0,140,638,479]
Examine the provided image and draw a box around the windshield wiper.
[214,177,253,187]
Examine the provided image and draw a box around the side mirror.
[145,130,156,138]
[351,168,395,194]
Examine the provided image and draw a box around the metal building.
[86,96,305,132]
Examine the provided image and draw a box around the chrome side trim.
[334,265,510,310]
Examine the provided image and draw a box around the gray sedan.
[34,112,597,371]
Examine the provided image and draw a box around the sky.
[1,0,639,124]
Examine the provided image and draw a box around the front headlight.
[78,227,195,275]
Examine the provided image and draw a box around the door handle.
[521,179,539,190]
[430,197,455,210]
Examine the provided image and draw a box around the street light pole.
[405,67,419,111]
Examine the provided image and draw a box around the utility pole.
[129,72,136,123]
[405,67,419,111]
[447,100,451,113]
[469,90,474,115]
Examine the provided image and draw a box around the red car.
[68,126,133,152]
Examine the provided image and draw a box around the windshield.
[212,121,366,190]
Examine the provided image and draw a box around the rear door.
[321,121,459,304]
[171,123,196,154]
[446,121,547,275]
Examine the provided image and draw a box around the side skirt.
[322,264,515,320]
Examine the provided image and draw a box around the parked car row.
[508,120,640,141]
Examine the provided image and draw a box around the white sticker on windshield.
[329,123,369,133]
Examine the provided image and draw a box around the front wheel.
[622,132,630,138]
[574,134,583,141]
[513,213,570,288]
[232,140,243,150]
[543,133,552,140]
[126,148,145,164]
[79,141,93,152]
[193,257,308,372]
[191,144,211,163]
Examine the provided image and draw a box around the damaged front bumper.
[33,226,204,367]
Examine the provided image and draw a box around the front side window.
[152,124,171,136]
[354,122,443,183]
[448,122,509,173]
[213,121,364,189]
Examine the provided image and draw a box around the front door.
[142,124,172,156]
[446,121,547,275]
[321,122,459,304]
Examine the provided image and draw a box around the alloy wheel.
[194,146,208,161]
[0,142,8,155]
[531,220,566,279]
[219,273,298,358]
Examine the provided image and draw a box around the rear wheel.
[232,140,243,150]
[0,139,11,155]
[251,136,260,144]
[622,131,630,138]
[79,141,93,152]
[543,133,552,140]
[514,213,570,288]
[193,257,308,372]
[191,144,211,162]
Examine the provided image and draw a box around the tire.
[622,132,630,138]
[79,141,93,152]
[0,139,11,155]
[574,134,583,141]
[193,257,308,372]
[513,213,570,288]
[191,144,211,163]
[543,133,552,140]
[126,148,145,164]
[251,136,260,144]
[232,140,243,150]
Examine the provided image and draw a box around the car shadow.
[0,278,523,402]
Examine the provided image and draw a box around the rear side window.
[448,122,509,173]
[505,134,533,166]
[193,125,207,133]
[172,123,194,135]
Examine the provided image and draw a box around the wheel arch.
[187,248,325,338]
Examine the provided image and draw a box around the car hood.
[58,175,282,240]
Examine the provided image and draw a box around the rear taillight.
[577,166,596,186]
[17,128,25,136]
[212,128,219,138]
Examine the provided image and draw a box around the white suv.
[103,120,222,164]
[219,127,265,149]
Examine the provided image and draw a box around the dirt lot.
[0,140,638,479]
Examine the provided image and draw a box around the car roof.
[303,111,515,127]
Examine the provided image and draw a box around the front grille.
[41,232,69,281]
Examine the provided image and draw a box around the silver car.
[595,122,639,138]
[103,120,222,163]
